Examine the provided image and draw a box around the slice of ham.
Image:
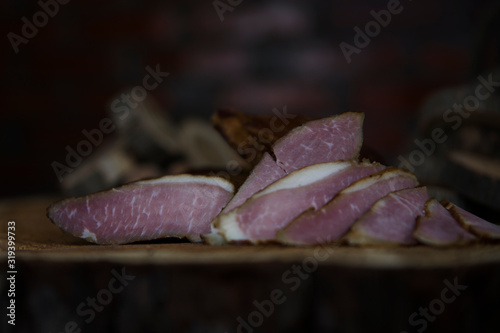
[215,160,385,243]
[442,200,500,240]
[206,112,366,244]
[344,187,429,246]
[413,199,476,246]
[204,153,285,245]
[221,152,286,214]
[273,111,364,172]
[277,168,418,245]
[217,112,365,214]
[47,175,234,244]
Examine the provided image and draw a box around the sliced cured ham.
[344,187,428,246]
[215,161,385,243]
[204,153,286,245]
[277,168,418,245]
[442,200,500,240]
[273,112,364,172]
[47,175,234,244]
[218,112,365,214]
[413,199,476,246]
[207,112,366,243]
[221,152,285,214]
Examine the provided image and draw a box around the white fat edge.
[135,174,234,193]
[201,232,227,245]
[185,234,202,242]
[81,228,98,243]
[341,168,415,194]
[345,230,403,246]
[201,220,227,245]
[217,210,247,242]
[254,161,353,198]
[424,198,440,215]
[369,197,389,211]
[344,229,380,245]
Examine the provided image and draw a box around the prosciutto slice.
[413,199,476,246]
[206,112,366,244]
[442,200,500,240]
[344,187,428,246]
[221,112,365,213]
[221,152,285,214]
[47,175,234,244]
[273,111,364,172]
[216,160,385,243]
[277,168,418,245]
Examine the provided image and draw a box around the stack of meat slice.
[344,187,429,246]
[413,199,477,246]
[276,168,419,245]
[210,111,499,246]
[47,110,500,246]
[209,111,367,243]
[412,199,500,246]
[215,160,385,244]
[220,111,365,214]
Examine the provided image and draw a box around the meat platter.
[3,110,500,268]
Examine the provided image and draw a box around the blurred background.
[2,2,500,333]
[1,0,499,214]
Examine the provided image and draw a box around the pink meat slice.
[207,112,365,244]
[222,152,285,213]
[273,111,364,173]
[442,200,500,240]
[413,199,476,246]
[221,112,365,214]
[345,187,429,246]
[216,161,385,243]
[277,168,418,245]
[47,175,234,244]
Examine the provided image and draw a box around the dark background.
[2,3,500,333]
[1,0,497,198]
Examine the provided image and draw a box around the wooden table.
[1,196,499,333]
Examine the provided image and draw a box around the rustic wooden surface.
[1,196,500,333]
[1,196,499,268]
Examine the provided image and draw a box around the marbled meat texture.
[207,112,366,243]
[222,152,286,214]
[273,111,364,173]
[345,187,428,246]
[413,199,476,246]
[216,160,385,243]
[277,168,418,245]
[219,111,365,215]
[47,175,234,244]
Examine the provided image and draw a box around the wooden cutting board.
[1,196,500,268]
